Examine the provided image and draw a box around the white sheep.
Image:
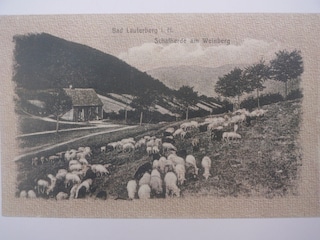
[79,157,89,165]
[56,169,68,180]
[40,156,47,164]
[56,192,69,200]
[91,164,109,177]
[127,179,137,200]
[31,157,39,166]
[186,155,199,175]
[100,146,106,152]
[122,142,135,153]
[171,155,185,166]
[201,156,212,180]
[75,179,93,198]
[48,155,60,164]
[46,174,57,195]
[174,164,186,185]
[69,159,80,167]
[138,172,151,186]
[158,157,167,174]
[164,172,180,197]
[37,179,49,194]
[69,163,83,172]
[19,190,27,198]
[65,173,81,188]
[146,146,153,155]
[138,184,151,199]
[27,190,37,198]
[162,142,177,153]
[165,127,175,134]
[152,160,159,169]
[152,145,160,154]
[222,132,241,142]
[150,169,163,195]
[69,184,79,199]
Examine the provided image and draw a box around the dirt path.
[14,125,137,162]
[18,123,121,137]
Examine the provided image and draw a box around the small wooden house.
[64,88,103,122]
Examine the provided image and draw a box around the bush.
[241,93,284,110]
[287,89,303,100]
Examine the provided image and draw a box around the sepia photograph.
[0,13,319,220]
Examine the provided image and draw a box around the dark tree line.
[215,50,303,109]
[12,33,172,97]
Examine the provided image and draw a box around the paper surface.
[0,14,319,218]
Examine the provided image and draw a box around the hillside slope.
[16,99,302,200]
[13,33,171,96]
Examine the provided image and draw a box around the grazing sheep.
[122,142,135,153]
[69,160,80,167]
[79,157,89,165]
[19,190,27,198]
[46,174,57,195]
[150,169,163,196]
[40,156,47,164]
[152,160,159,169]
[56,169,68,180]
[164,159,174,173]
[138,184,151,199]
[56,192,69,200]
[133,162,152,180]
[75,179,93,198]
[65,173,81,188]
[222,132,241,142]
[146,146,153,155]
[191,138,200,151]
[186,155,199,175]
[91,164,109,177]
[165,127,175,134]
[174,164,186,185]
[100,146,106,152]
[31,157,39,166]
[158,157,167,174]
[164,172,180,197]
[37,179,49,194]
[27,190,37,198]
[139,172,151,186]
[162,142,177,153]
[69,163,83,172]
[127,180,137,200]
[151,145,159,154]
[48,155,60,164]
[171,155,185,166]
[201,156,212,180]
[69,184,79,199]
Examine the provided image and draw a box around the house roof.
[63,88,103,107]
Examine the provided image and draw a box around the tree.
[46,89,72,132]
[270,50,303,99]
[176,86,198,120]
[130,90,156,125]
[214,67,249,110]
[243,60,271,108]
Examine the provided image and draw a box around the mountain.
[12,33,171,96]
[147,65,285,98]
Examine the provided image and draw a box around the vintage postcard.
[0,14,319,218]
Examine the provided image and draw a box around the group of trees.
[215,49,304,109]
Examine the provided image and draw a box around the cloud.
[118,38,282,71]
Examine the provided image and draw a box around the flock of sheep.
[18,107,268,200]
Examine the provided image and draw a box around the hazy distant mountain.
[147,65,285,98]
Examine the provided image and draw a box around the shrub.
[241,93,284,110]
[286,89,303,100]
